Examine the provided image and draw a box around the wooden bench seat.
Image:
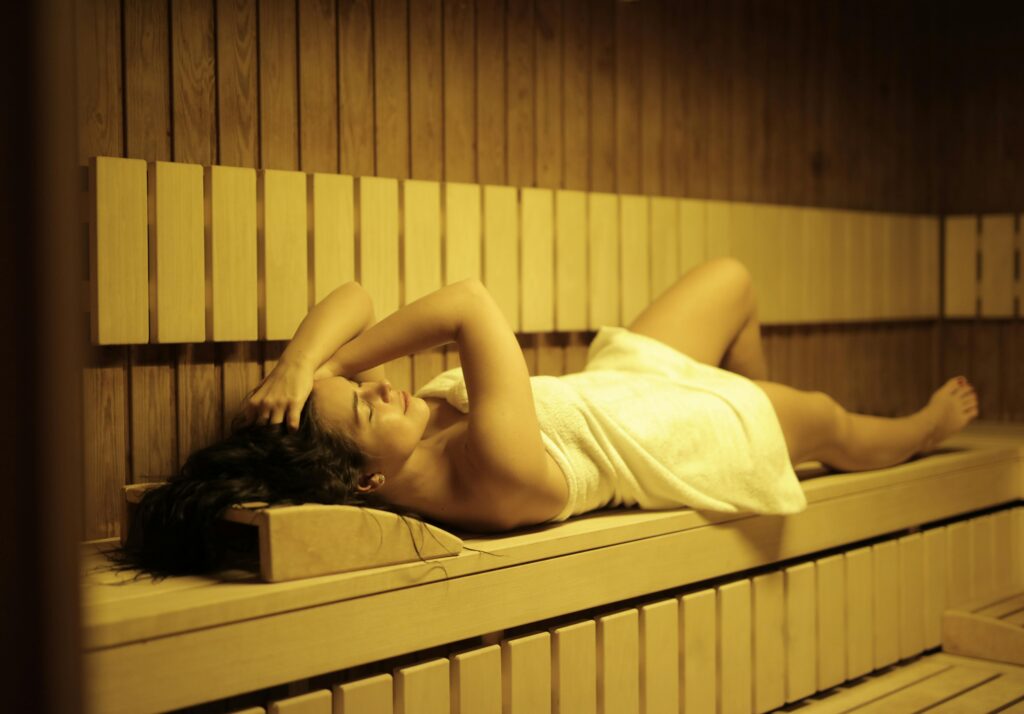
[82,423,1024,714]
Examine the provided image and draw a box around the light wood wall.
[75,0,1023,539]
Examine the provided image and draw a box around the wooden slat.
[980,214,1016,318]
[451,645,501,714]
[338,0,375,177]
[506,0,534,187]
[681,590,717,714]
[170,0,215,165]
[150,161,204,343]
[754,205,783,325]
[776,206,804,324]
[261,169,308,340]
[752,571,785,714]
[619,195,651,326]
[947,520,974,608]
[678,198,706,277]
[551,620,596,714]
[268,688,331,714]
[597,609,639,714]
[845,548,875,681]
[482,185,519,329]
[502,632,551,714]
[403,180,442,304]
[311,173,355,304]
[589,193,620,328]
[923,526,948,649]
[992,509,1016,598]
[1016,507,1024,593]
[899,532,925,659]
[829,210,852,322]
[727,203,758,306]
[555,190,588,331]
[800,207,830,322]
[358,177,400,318]
[210,166,258,341]
[91,156,149,344]
[928,672,1024,713]
[443,0,474,182]
[944,215,978,318]
[785,562,816,702]
[521,188,555,331]
[704,199,730,259]
[409,0,441,180]
[258,0,299,170]
[972,514,998,603]
[614,0,641,194]
[718,579,753,714]
[873,539,900,669]
[891,214,915,319]
[124,0,170,161]
[395,659,449,714]
[639,600,678,714]
[649,197,679,300]
[797,659,950,714]
[815,554,846,691]
[877,213,898,320]
[640,0,665,195]
[297,0,338,174]
[846,211,870,322]
[854,666,997,713]
[917,216,941,317]
[373,0,409,179]
[589,0,614,193]
[475,0,506,185]
[336,673,392,714]
[535,0,562,188]
[446,182,482,284]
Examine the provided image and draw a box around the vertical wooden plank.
[298,0,338,174]
[535,0,562,189]
[992,509,1015,598]
[476,0,506,185]
[639,600,678,714]
[752,205,782,325]
[680,589,717,714]
[943,216,978,318]
[336,673,392,714]
[359,177,401,318]
[503,632,552,714]
[620,196,651,327]
[339,0,376,177]
[597,609,639,714]
[259,0,299,170]
[562,0,590,192]
[556,190,588,331]
[704,199,730,259]
[589,193,620,328]
[752,571,785,714]
[409,0,442,180]
[899,532,925,660]
[776,206,804,324]
[972,514,997,603]
[678,199,707,277]
[845,546,874,680]
[311,173,355,303]
[872,539,900,669]
[552,620,597,714]
[92,157,149,345]
[261,169,309,340]
[451,645,501,714]
[785,562,816,703]
[374,0,409,179]
[980,214,1016,317]
[614,0,641,194]
[268,689,331,714]
[404,180,443,305]
[1015,507,1024,592]
[506,1,534,187]
[445,182,482,284]
[151,161,205,343]
[76,0,123,166]
[210,165,259,341]
[640,0,664,195]
[521,188,555,331]
[171,0,216,165]
[718,580,753,714]
[124,0,171,160]
[649,197,679,300]
[800,208,830,323]
[923,526,948,650]
[443,0,475,183]
[483,185,520,330]
[589,0,615,193]
[216,0,259,169]
[917,216,941,317]
[845,211,869,322]
[815,554,845,692]
[395,659,449,714]
[946,520,973,608]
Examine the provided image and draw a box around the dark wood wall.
[75,0,1022,539]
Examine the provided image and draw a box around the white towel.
[415,325,807,521]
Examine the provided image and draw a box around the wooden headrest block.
[121,484,463,582]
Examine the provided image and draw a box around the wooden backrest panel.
[944,215,978,318]
[587,192,620,329]
[261,169,309,341]
[210,165,259,341]
[445,182,482,285]
[310,173,355,305]
[555,190,588,331]
[980,214,1016,318]
[521,187,555,332]
[403,179,443,304]
[483,185,520,330]
[358,176,400,319]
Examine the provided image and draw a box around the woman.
[118,258,978,575]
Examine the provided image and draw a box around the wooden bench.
[82,423,1024,713]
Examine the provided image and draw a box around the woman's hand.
[241,360,316,432]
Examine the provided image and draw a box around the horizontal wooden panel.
[92,156,149,344]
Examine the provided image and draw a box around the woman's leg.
[754,378,979,470]
[628,257,769,380]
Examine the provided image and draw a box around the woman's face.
[311,377,427,471]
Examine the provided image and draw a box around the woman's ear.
[355,472,385,493]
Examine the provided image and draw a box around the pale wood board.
[310,173,354,303]
[992,510,1017,598]
[450,645,501,714]
[551,620,597,714]
[151,161,205,342]
[555,190,588,331]
[872,539,900,669]
[336,674,392,714]
[502,632,551,714]
[943,215,979,318]
[588,193,620,328]
[927,673,1024,713]
[619,194,651,327]
[718,579,753,714]
[815,554,846,691]
[785,561,816,702]
[649,197,680,302]
[403,179,442,303]
[261,169,308,340]
[974,513,999,603]
[209,165,258,341]
[267,688,330,714]
[92,156,149,344]
[980,214,1016,318]
[899,532,925,659]
[677,198,707,278]
[924,525,949,649]
[795,658,950,713]
[681,589,717,714]
[845,546,875,680]
[482,185,519,330]
[597,609,639,714]
[946,520,974,608]
[358,177,400,318]
[520,187,555,332]
[854,665,997,713]
[445,182,482,284]
[752,570,785,714]
[639,599,678,714]
[395,659,449,714]
[918,216,941,317]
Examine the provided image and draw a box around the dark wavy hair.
[108,394,374,578]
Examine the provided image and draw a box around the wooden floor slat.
[926,674,1024,713]
[792,659,950,713]
[852,667,998,713]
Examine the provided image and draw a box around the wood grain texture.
[374,0,410,179]
[443,0,475,183]
[506,0,534,187]
[551,620,597,714]
[451,645,501,714]
[681,590,716,714]
[336,673,392,714]
[339,0,375,176]
[259,0,299,170]
[502,632,551,714]
[172,0,216,166]
[395,659,449,714]
[717,579,752,714]
[872,539,900,669]
[475,0,505,184]
[785,562,815,703]
[753,571,785,714]
[597,610,639,714]
[410,0,442,180]
[589,0,615,193]
[899,532,925,660]
[298,0,339,174]
[534,0,562,189]
[216,0,258,168]
[639,600,678,714]
[124,0,171,161]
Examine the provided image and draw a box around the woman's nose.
[373,380,392,401]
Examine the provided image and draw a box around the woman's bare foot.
[922,377,980,450]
